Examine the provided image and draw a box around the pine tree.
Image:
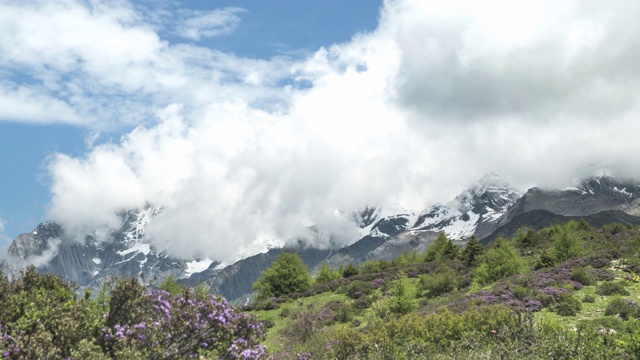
[463,235,484,266]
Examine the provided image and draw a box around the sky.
[2,0,640,261]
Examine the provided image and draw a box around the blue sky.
[2,0,640,260]
[0,0,381,241]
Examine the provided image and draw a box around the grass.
[536,267,640,328]
[251,291,350,350]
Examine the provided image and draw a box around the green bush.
[534,248,557,269]
[596,281,630,296]
[424,232,460,262]
[571,267,596,286]
[342,263,360,278]
[552,224,581,262]
[555,293,582,316]
[418,264,457,298]
[335,305,354,323]
[252,252,312,299]
[605,297,640,320]
[389,277,415,315]
[582,294,597,303]
[602,223,627,235]
[473,238,527,284]
[314,263,341,284]
[346,280,375,299]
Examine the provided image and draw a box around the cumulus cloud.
[4,0,640,261]
[174,8,246,41]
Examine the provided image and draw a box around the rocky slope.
[497,175,640,228]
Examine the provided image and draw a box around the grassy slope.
[247,223,640,356]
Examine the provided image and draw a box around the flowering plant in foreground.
[102,289,266,359]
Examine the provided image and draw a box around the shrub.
[253,252,312,299]
[0,269,266,360]
[419,264,457,298]
[552,225,581,262]
[463,235,484,265]
[389,277,415,315]
[534,248,557,269]
[602,223,627,235]
[156,274,182,295]
[473,238,527,284]
[583,294,597,303]
[352,295,375,310]
[346,281,374,299]
[605,297,640,320]
[342,264,360,278]
[335,305,354,323]
[314,264,341,284]
[425,232,460,262]
[571,267,596,286]
[596,281,630,296]
[555,293,582,316]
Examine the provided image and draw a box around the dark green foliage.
[424,232,459,262]
[555,293,582,316]
[571,267,596,286]
[389,277,415,315]
[605,297,640,320]
[602,223,627,235]
[341,263,359,278]
[596,281,630,296]
[473,238,527,284]
[534,248,557,269]
[552,224,581,262]
[253,252,312,300]
[314,263,340,284]
[418,263,457,298]
[462,235,484,265]
[582,294,596,303]
[514,228,538,248]
[345,280,374,299]
[156,274,182,295]
[335,305,354,323]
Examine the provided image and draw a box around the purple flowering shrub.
[0,268,266,359]
[102,287,266,359]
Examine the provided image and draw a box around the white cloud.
[175,8,246,41]
[4,0,640,261]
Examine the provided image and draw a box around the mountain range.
[3,173,640,302]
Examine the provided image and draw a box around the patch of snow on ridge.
[117,243,151,257]
[184,258,214,278]
[613,186,633,198]
[215,236,285,270]
[92,257,101,265]
[122,206,162,244]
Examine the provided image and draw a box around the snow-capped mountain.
[4,173,640,302]
[411,173,521,239]
[2,206,218,292]
[497,174,640,228]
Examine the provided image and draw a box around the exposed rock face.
[497,175,640,228]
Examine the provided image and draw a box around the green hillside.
[246,220,640,359]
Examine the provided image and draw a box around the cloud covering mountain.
[2,0,640,261]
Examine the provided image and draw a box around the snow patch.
[184,258,214,278]
[117,243,151,257]
[92,257,101,265]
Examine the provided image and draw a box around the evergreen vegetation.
[252,252,312,300]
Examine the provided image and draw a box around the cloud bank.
[3,0,640,261]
